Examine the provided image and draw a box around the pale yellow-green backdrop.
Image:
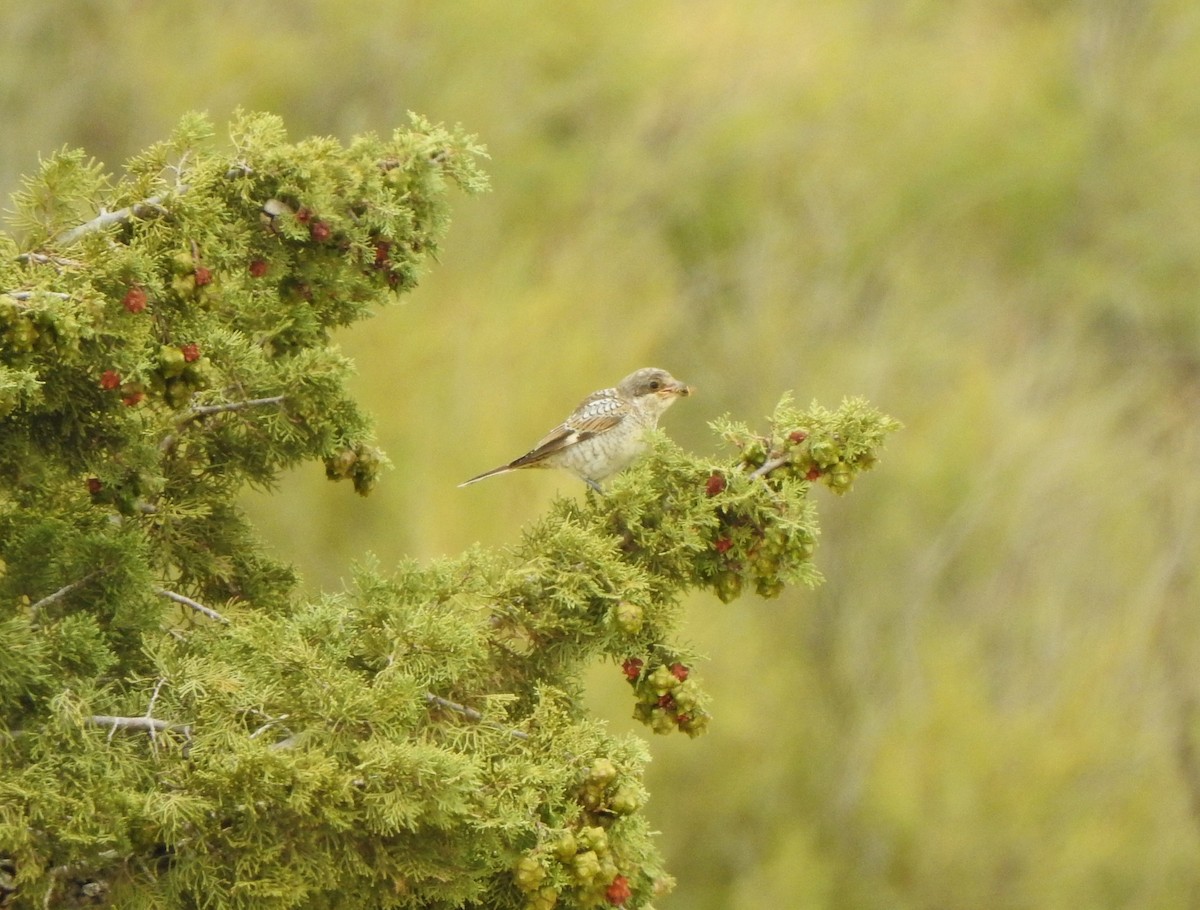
[5,2,1200,906]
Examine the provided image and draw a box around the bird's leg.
[584,478,605,495]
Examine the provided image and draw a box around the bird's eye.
[648,380,661,391]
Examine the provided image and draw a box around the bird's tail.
[457,464,515,488]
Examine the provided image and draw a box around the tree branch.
[53,195,170,246]
[156,588,229,624]
[29,573,98,616]
[17,252,84,269]
[180,395,287,421]
[748,454,791,479]
[3,290,71,303]
[85,715,189,735]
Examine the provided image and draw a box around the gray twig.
[3,290,70,302]
[156,588,229,624]
[181,395,286,420]
[29,573,97,616]
[54,195,170,246]
[748,454,791,479]
[85,715,188,735]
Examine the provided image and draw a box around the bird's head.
[619,367,693,414]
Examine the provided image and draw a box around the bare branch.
[748,454,791,479]
[17,252,84,269]
[54,195,170,246]
[156,588,229,624]
[29,573,98,616]
[180,395,286,421]
[3,290,71,302]
[85,715,188,735]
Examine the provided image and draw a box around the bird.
[459,367,693,492]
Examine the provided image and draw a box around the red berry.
[670,662,689,682]
[310,220,331,242]
[122,286,148,313]
[714,537,733,554]
[100,369,121,390]
[295,207,313,224]
[86,477,103,495]
[705,473,726,497]
[622,658,643,681]
[122,390,145,407]
[789,430,808,444]
[180,343,201,363]
[193,266,213,287]
[249,259,268,277]
[374,241,392,267]
[657,693,676,710]
[805,467,822,481]
[605,875,631,906]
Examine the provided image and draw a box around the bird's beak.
[670,380,693,397]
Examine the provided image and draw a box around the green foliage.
[0,115,896,908]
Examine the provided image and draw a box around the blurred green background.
[6,1,1200,906]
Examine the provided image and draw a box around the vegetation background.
[4,1,1199,907]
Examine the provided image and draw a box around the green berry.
[808,438,839,466]
[588,758,618,787]
[553,831,578,861]
[756,577,785,598]
[650,709,677,735]
[158,344,187,378]
[647,665,678,695]
[714,571,743,604]
[577,826,609,855]
[514,856,547,892]
[614,602,643,634]
[679,711,711,738]
[573,850,602,884]
[608,785,641,815]
[826,461,854,493]
[527,886,559,910]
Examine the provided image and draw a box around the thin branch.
[425,692,530,741]
[144,678,167,747]
[85,715,188,735]
[53,195,170,246]
[156,588,229,624]
[180,395,286,421]
[29,573,98,616]
[748,454,791,479]
[249,713,291,739]
[17,252,84,268]
[3,289,70,302]
[161,394,287,451]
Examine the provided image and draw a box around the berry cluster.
[323,444,387,496]
[577,757,643,822]
[0,299,56,362]
[513,766,643,908]
[704,479,818,602]
[147,342,208,409]
[170,250,216,302]
[623,658,709,737]
[697,403,892,603]
[267,199,415,295]
[734,423,881,495]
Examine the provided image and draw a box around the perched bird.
[459,367,693,492]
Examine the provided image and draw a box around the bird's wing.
[507,390,629,469]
